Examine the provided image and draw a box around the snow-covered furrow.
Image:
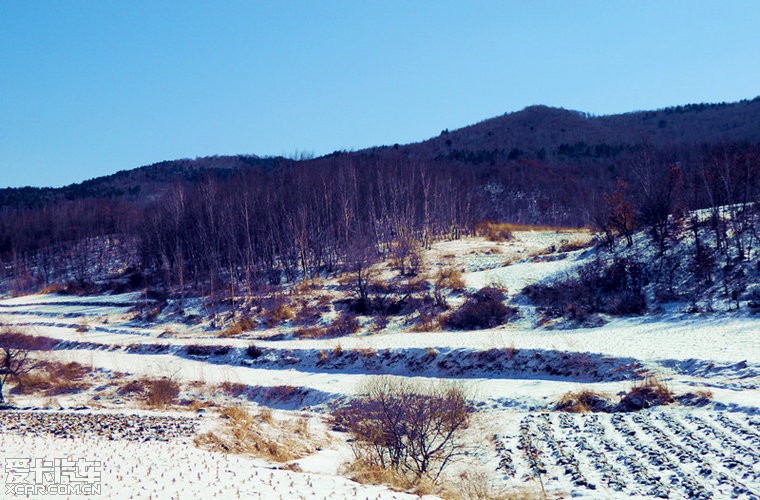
[48,337,644,383]
[495,411,760,499]
[0,433,417,499]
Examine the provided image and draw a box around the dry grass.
[343,459,419,492]
[294,326,329,339]
[356,348,377,357]
[117,379,146,396]
[116,377,180,407]
[412,311,445,332]
[557,237,593,252]
[217,381,249,398]
[221,316,257,337]
[185,399,214,412]
[346,461,525,500]
[145,377,180,407]
[618,375,675,411]
[474,221,513,242]
[332,344,344,357]
[436,267,466,291]
[482,222,589,234]
[317,350,329,363]
[555,390,610,413]
[443,469,532,500]
[12,360,94,396]
[695,389,714,400]
[38,283,64,295]
[264,301,295,327]
[194,405,317,462]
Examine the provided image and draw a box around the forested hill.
[1,96,759,296]
[370,96,760,164]
[3,96,760,209]
[0,155,287,209]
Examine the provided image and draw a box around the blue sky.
[1,1,758,188]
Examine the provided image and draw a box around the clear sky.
[1,1,758,188]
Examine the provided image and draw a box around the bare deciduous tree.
[332,377,471,481]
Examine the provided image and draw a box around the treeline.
[139,157,479,300]
[0,143,758,300]
[0,157,481,297]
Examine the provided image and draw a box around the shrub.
[332,377,471,482]
[217,382,249,398]
[413,311,444,332]
[185,344,231,357]
[246,344,264,359]
[524,257,648,319]
[11,360,93,397]
[0,330,56,404]
[446,287,517,330]
[145,377,180,407]
[293,304,322,326]
[326,312,361,337]
[38,283,64,295]
[117,379,146,396]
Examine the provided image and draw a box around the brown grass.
[217,381,249,398]
[221,316,257,337]
[185,399,214,412]
[12,361,94,396]
[695,389,714,400]
[117,379,146,396]
[413,311,445,332]
[444,469,530,500]
[344,458,418,492]
[294,326,329,339]
[346,460,522,500]
[38,283,64,295]
[436,267,466,291]
[264,301,295,327]
[146,377,180,407]
[484,222,589,233]
[555,390,609,413]
[557,237,593,253]
[194,405,317,462]
[474,221,513,242]
[618,375,675,411]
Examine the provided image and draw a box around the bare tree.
[0,329,53,404]
[332,376,471,481]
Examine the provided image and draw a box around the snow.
[0,432,420,499]
[1,227,758,498]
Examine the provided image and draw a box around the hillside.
[385,97,760,163]
[2,96,760,210]
[0,219,757,498]
[0,154,286,209]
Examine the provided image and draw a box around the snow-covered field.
[1,229,758,498]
